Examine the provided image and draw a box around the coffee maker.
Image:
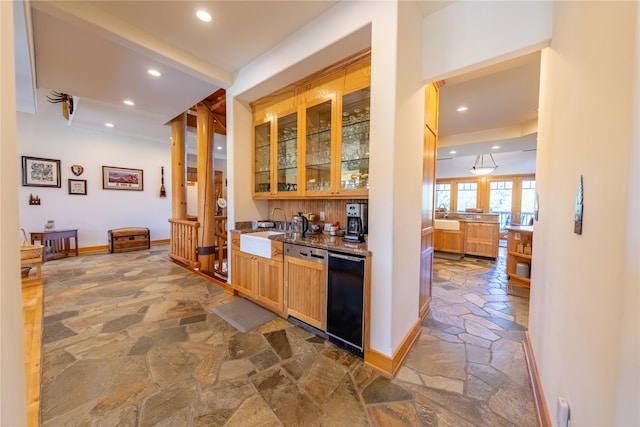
[344,203,368,242]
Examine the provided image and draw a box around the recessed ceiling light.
[456,106,468,112]
[492,145,500,150]
[196,9,212,22]
[123,100,135,106]
[105,122,114,128]
[147,69,162,77]
[216,146,222,150]
[449,150,457,154]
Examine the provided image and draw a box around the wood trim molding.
[78,239,171,255]
[364,317,422,378]
[524,332,552,427]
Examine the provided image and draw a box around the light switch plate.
[557,397,570,427]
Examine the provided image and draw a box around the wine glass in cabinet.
[275,111,299,195]
[253,121,272,197]
[304,98,333,195]
[339,87,370,196]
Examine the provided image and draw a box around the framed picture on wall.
[68,179,87,195]
[102,166,144,191]
[22,156,61,188]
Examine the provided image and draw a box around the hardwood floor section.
[22,284,43,427]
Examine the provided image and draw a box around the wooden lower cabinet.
[464,222,499,259]
[256,257,284,314]
[433,223,465,254]
[231,250,257,296]
[284,255,327,330]
[231,238,285,315]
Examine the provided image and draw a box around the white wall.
[0,1,27,424]
[421,0,553,82]
[18,89,172,248]
[385,1,425,351]
[531,2,639,425]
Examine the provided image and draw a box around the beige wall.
[532,1,639,425]
[0,1,28,424]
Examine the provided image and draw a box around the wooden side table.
[30,229,79,263]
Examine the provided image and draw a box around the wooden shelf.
[508,273,531,285]
[508,251,532,260]
[506,227,533,295]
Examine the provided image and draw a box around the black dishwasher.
[327,251,366,357]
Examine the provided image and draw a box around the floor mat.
[212,298,276,333]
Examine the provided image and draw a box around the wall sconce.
[470,154,498,175]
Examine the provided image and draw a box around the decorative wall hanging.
[102,166,144,191]
[160,166,166,198]
[68,179,87,195]
[71,165,84,176]
[28,194,41,205]
[22,156,61,188]
[574,175,583,235]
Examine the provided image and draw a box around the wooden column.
[170,112,187,219]
[196,103,216,273]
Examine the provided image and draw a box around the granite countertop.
[435,213,500,224]
[506,225,534,232]
[231,229,370,256]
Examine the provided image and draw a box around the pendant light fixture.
[470,154,498,175]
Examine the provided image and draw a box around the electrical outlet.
[557,397,570,427]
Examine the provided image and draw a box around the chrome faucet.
[438,204,448,218]
[270,207,287,229]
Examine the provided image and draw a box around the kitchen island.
[433,213,500,259]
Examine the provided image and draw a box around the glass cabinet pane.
[254,122,271,193]
[276,112,298,193]
[305,100,332,192]
[341,88,370,191]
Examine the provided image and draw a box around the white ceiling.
[14,1,541,174]
[436,52,541,178]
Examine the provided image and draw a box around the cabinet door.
[256,257,285,314]
[465,223,499,258]
[338,87,370,196]
[232,251,256,296]
[275,111,299,196]
[285,256,327,330]
[304,97,334,196]
[253,120,274,197]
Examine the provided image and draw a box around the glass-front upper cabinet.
[276,111,299,195]
[305,99,333,194]
[340,87,370,195]
[254,121,272,196]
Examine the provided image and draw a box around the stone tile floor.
[39,246,537,426]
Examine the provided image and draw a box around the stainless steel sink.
[240,231,285,258]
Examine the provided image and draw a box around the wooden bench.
[108,227,150,253]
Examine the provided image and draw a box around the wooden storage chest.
[108,227,150,253]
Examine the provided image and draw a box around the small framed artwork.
[68,179,87,195]
[102,166,144,191]
[22,156,61,188]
